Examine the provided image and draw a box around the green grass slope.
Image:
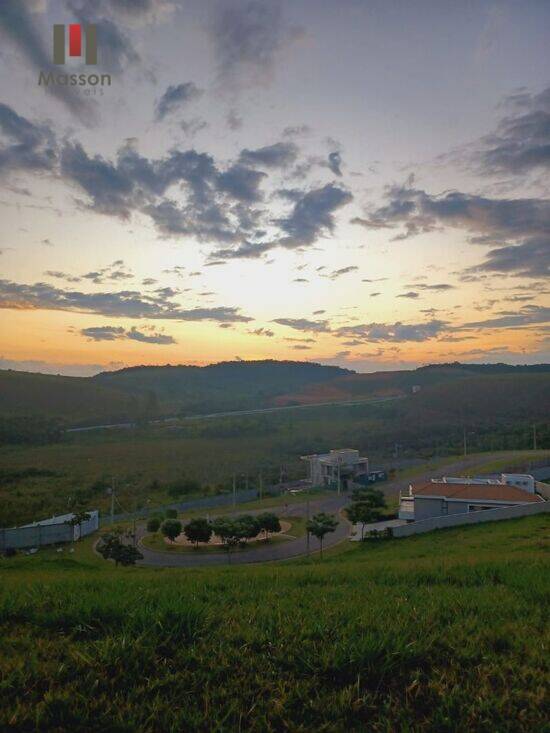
[0,514,548,731]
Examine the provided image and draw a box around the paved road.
[136,494,351,568]
[133,450,534,568]
[67,395,404,433]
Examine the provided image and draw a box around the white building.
[301,449,369,490]
[399,474,542,521]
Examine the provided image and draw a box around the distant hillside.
[0,361,352,435]
[273,363,550,406]
[1,362,548,444]
[0,370,149,420]
[93,360,353,414]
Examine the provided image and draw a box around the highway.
[66,394,405,433]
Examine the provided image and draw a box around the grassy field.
[1,391,548,527]
[0,514,548,731]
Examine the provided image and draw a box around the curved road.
[133,450,539,568]
[136,494,351,567]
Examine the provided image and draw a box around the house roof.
[410,481,543,503]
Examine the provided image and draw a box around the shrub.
[165,508,178,519]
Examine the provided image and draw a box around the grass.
[0,514,548,731]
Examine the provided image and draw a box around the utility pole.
[306,497,310,557]
[232,474,236,508]
[259,471,263,501]
[110,478,115,525]
[337,460,341,496]
[533,424,537,451]
[463,427,467,457]
[132,495,137,547]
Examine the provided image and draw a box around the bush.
[3,547,17,558]
[146,517,161,533]
[165,508,178,519]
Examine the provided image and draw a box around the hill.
[273,362,550,406]
[0,369,149,437]
[0,361,351,435]
[93,360,353,414]
[0,514,548,731]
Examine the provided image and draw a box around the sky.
[0,0,548,377]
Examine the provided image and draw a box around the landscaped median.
[141,516,306,554]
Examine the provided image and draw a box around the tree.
[346,503,380,541]
[146,516,161,533]
[184,517,213,548]
[97,531,143,566]
[165,508,178,519]
[256,512,281,541]
[65,511,91,542]
[161,518,182,543]
[306,512,338,559]
[346,486,387,540]
[351,486,386,508]
[234,514,260,544]
[210,518,242,562]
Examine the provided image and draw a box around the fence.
[0,510,99,551]
[102,488,273,526]
[391,500,549,538]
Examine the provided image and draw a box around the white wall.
[392,501,549,537]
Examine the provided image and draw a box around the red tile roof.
[410,481,543,503]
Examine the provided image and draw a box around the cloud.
[272,317,331,333]
[464,236,549,279]
[217,164,266,202]
[336,319,447,343]
[226,109,243,130]
[463,305,549,330]
[328,265,358,280]
[0,103,56,176]
[80,326,125,341]
[239,141,298,169]
[356,177,550,279]
[0,278,252,323]
[397,291,419,299]
[404,282,455,292]
[283,125,311,138]
[275,183,353,249]
[44,270,81,283]
[208,0,303,88]
[479,86,550,174]
[327,151,343,176]
[248,327,275,337]
[155,82,203,121]
[61,142,136,218]
[180,118,208,137]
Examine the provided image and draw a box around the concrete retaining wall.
[392,500,549,537]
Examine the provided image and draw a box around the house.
[301,449,369,490]
[399,473,543,521]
